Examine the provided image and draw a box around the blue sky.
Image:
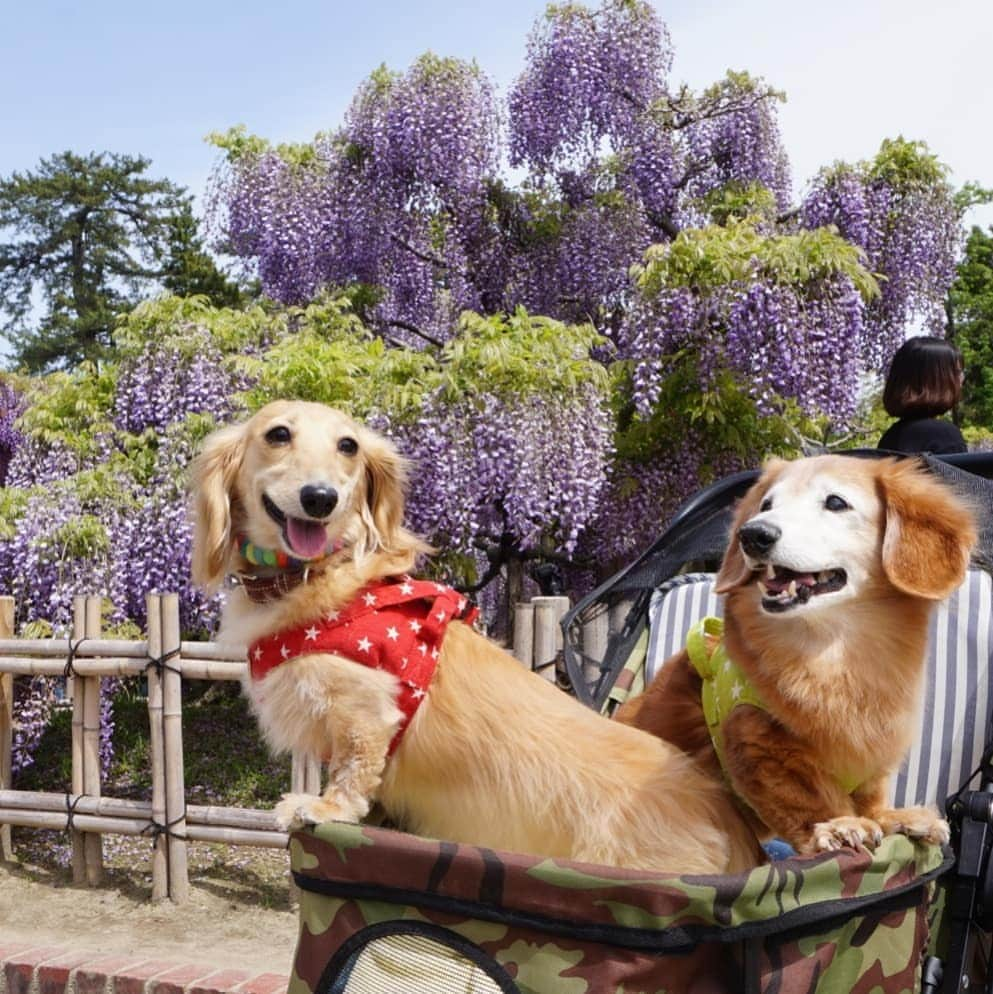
[2,0,991,278]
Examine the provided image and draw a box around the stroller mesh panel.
[325,924,519,994]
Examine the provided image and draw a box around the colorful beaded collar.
[232,534,346,604]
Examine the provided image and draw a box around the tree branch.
[645,209,680,239]
[389,232,450,270]
[667,86,781,131]
[384,319,443,348]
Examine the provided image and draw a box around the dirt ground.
[0,830,299,977]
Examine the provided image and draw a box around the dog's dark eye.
[825,494,850,512]
[760,497,772,512]
[338,437,358,456]
[265,425,291,446]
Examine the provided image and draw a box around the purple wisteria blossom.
[801,142,960,369]
[0,381,22,485]
[397,383,613,562]
[509,0,672,172]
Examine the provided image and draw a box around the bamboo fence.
[0,589,575,903]
[0,592,296,902]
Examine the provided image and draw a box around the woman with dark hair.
[877,336,967,454]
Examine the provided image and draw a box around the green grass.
[16,680,291,807]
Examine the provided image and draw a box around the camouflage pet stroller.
[287,451,993,994]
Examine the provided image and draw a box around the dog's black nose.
[299,484,338,519]
[738,519,781,558]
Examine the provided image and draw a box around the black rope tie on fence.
[141,809,188,842]
[64,792,84,833]
[144,646,181,678]
[63,637,89,679]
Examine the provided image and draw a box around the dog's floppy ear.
[357,426,409,556]
[190,421,246,592]
[878,458,977,600]
[715,458,787,594]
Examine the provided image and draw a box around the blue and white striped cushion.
[894,569,993,809]
[646,570,993,809]
[647,574,722,680]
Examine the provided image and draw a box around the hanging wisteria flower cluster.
[680,72,792,226]
[619,221,875,431]
[584,434,749,567]
[800,138,960,369]
[0,380,22,484]
[114,334,238,434]
[397,384,614,560]
[508,0,672,172]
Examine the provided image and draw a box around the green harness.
[685,617,863,797]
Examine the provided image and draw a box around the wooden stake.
[82,596,103,885]
[290,752,305,795]
[580,610,610,688]
[145,594,168,901]
[160,594,189,902]
[532,596,571,683]
[609,598,634,636]
[305,756,322,795]
[512,602,535,668]
[0,596,13,862]
[70,596,87,884]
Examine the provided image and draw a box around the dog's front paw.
[875,806,950,846]
[273,792,360,831]
[807,816,884,853]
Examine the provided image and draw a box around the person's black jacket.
[878,416,967,455]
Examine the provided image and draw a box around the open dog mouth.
[262,494,329,560]
[758,565,847,612]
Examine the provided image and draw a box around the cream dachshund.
[191,400,761,874]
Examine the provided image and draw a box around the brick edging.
[0,944,288,994]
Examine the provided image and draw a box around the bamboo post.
[504,558,524,644]
[70,596,88,883]
[580,611,610,687]
[287,751,304,905]
[290,752,306,795]
[609,599,634,636]
[0,596,13,862]
[145,594,169,901]
[82,596,104,885]
[512,603,535,668]
[160,593,189,902]
[532,596,571,683]
[304,756,322,795]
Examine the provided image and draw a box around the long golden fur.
[617,454,977,854]
[191,400,761,874]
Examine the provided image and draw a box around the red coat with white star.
[247,576,479,754]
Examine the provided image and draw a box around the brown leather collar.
[230,566,323,605]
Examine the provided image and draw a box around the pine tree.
[0,151,186,370]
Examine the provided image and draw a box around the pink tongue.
[286,517,328,560]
